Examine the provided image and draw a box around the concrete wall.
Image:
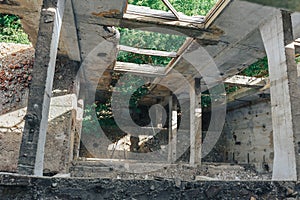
[204,100,273,173]
[224,100,273,172]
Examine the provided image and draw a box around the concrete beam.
[260,10,300,181]
[18,0,65,176]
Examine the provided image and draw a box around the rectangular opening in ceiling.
[117,27,186,68]
[127,0,218,17]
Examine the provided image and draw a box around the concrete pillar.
[168,94,177,163]
[189,78,202,166]
[18,0,65,176]
[260,10,300,180]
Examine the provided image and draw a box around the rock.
[205,186,221,199]
[150,185,155,191]
[51,182,58,188]
[195,176,218,181]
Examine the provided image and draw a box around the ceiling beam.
[224,75,267,87]
[85,5,222,39]
[114,62,165,76]
[118,45,177,58]
[160,0,181,20]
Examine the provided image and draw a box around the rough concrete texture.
[0,173,298,199]
[0,95,76,174]
[224,100,273,172]
[70,160,271,181]
[203,100,273,173]
[241,0,300,11]
[260,10,300,181]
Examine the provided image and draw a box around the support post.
[190,78,202,166]
[155,99,163,128]
[18,0,65,176]
[260,10,300,180]
[168,94,177,163]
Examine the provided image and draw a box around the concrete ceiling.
[1,0,300,106]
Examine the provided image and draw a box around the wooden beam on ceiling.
[87,5,220,39]
[126,5,205,24]
[118,45,177,58]
[224,75,267,87]
[114,61,165,76]
[294,39,300,54]
[226,81,271,104]
[148,38,195,91]
[205,0,232,28]
[165,37,195,74]
[161,0,181,20]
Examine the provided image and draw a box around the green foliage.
[201,93,211,108]
[82,104,101,135]
[296,55,300,64]
[128,0,218,16]
[241,57,269,77]
[0,14,30,44]
[112,73,149,111]
[118,51,172,66]
[225,84,240,94]
[118,0,218,65]
[117,28,185,66]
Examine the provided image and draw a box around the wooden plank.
[205,0,232,28]
[126,4,205,24]
[165,38,195,74]
[189,78,202,166]
[160,0,181,20]
[224,75,267,87]
[168,94,177,163]
[118,45,177,58]
[114,62,165,76]
[84,5,219,39]
[149,38,194,91]
[18,0,66,176]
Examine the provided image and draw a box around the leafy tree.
[128,0,218,16]
[241,57,269,77]
[0,14,30,44]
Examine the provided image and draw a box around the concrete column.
[190,78,202,166]
[18,0,66,176]
[260,10,300,180]
[168,94,177,163]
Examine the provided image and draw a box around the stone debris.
[0,43,34,114]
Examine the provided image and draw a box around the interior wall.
[224,100,273,172]
[203,100,273,173]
